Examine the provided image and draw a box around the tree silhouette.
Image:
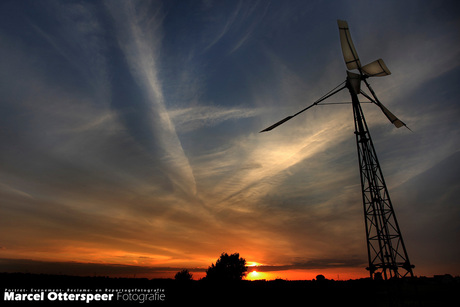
[174,269,193,281]
[205,252,247,281]
[315,274,326,281]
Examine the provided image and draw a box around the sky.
[0,0,459,281]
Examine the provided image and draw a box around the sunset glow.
[246,271,261,280]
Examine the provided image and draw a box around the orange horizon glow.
[106,268,369,281]
[3,248,453,281]
[242,267,369,281]
[2,253,454,281]
[1,253,370,281]
[116,266,370,281]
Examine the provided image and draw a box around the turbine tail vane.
[260,82,347,133]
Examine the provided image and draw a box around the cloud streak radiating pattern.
[107,1,197,196]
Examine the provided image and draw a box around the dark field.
[1,273,458,306]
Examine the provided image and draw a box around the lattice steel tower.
[260,20,414,280]
[348,76,414,279]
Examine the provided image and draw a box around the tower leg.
[347,79,414,280]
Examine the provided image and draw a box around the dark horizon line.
[1,271,458,282]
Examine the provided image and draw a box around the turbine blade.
[378,102,406,128]
[361,80,410,130]
[338,20,361,70]
[362,59,391,77]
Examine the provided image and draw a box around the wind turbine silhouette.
[260,20,414,280]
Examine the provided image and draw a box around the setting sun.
[246,270,261,280]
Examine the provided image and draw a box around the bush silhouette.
[316,274,326,281]
[205,252,247,281]
[174,269,193,281]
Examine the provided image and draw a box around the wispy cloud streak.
[169,105,265,133]
[106,1,196,196]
